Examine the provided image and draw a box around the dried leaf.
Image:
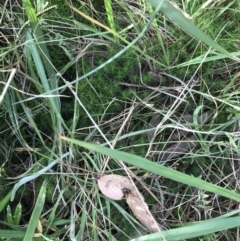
[125,193,161,233]
[37,219,43,233]
[97,174,135,200]
[97,174,161,233]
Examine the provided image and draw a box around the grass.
[1,0,240,240]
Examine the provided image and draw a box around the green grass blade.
[146,3,169,66]
[23,178,47,241]
[174,50,240,68]
[48,189,65,225]
[147,0,239,60]
[22,0,58,90]
[69,202,76,240]
[76,202,87,240]
[104,0,117,41]
[60,137,240,202]
[13,202,22,225]
[22,0,38,22]
[6,205,14,225]
[22,0,69,153]
[130,216,240,241]
[0,230,25,239]
[0,190,12,212]
[24,31,57,109]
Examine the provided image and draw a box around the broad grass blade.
[130,216,240,240]
[60,137,240,202]
[0,190,12,212]
[23,179,47,241]
[0,230,25,239]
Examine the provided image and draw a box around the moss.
[72,46,154,133]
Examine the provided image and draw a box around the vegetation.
[1,0,240,240]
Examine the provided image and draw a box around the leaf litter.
[97,174,161,233]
